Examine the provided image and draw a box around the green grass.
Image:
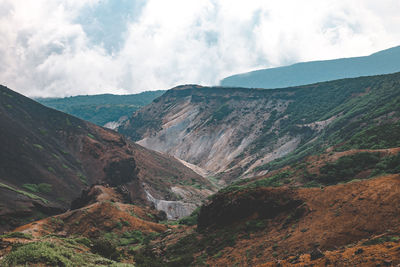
[0,183,48,204]
[78,173,88,185]
[0,232,33,239]
[0,240,133,267]
[22,183,52,194]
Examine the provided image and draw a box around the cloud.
[0,0,399,97]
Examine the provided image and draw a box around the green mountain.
[36,91,165,127]
[220,45,400,89]
[119,73,400,182]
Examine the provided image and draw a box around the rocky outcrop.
[145,190,197,220]
[119,85,321,180]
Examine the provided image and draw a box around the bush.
[91,238,121,260]
[178,207,200,226]
[318,152,380,184]
[119,230,144,246]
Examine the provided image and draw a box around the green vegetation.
[23,183,52,194]
[362,236,400,246]
[238,73,399,174]
[339,122,400,150]
[372,153,400,175]
[0,239,133,267]
[315,152,400,185]
[0,232,33,239]
[36,90,165,126]
[220,170,292,194]
[78,173,88,185]
[32,143,44,150]
[209,103,233,123]
[178,207,200,226]
[0,182,48,204]
[317,152,380,185]
[87,133,96,139]
[135,226,239,266]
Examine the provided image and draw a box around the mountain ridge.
[220,45,400,89]
[119,72,400,182]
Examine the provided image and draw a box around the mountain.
[220,45,400,89]
[136,172,400,266]
[1,72,400,266]
[36,90,165,128]
[0,85,213,233]
[118,73,400,182]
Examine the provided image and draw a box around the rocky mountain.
[1,71,400,266]
[0,85,213,233]
[36,90,165,128]
[119,72,400,182]
[220,45,400,89]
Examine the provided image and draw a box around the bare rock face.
[119,85,335,181]
[145,190,197,220]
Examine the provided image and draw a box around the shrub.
[91,238,121,260]
[178,207,200,226]
[0,232,33,239]
[317,152,380,184]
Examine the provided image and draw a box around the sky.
[1,0,400,97]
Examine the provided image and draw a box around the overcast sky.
[1,0,400,97]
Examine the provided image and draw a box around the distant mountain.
[119,73,400,182]
[36,91,165,128]
[220,45,400,88]
[0,85,212,233]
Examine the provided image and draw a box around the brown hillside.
[144,174,400,266]
[0,85,212,233]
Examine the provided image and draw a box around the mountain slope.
[119,73,400,182]
[134,173,400,266]
[36,90,165,128]
[0,85,212,233]
[220,45,400,89]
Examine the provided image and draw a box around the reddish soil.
[14,186,167,238]
[0,84,211,233]
[198,174,400,266]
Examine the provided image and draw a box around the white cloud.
[0,0,399,97]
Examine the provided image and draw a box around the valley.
[1,71,400,266]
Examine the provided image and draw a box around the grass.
[0,239,134,267]
[0,182,48,204]
[0,232,33,239]
[23,183,52,194]
[78,173,88,185]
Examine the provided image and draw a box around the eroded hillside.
[119,73,400,182]
[0,85,214,233]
